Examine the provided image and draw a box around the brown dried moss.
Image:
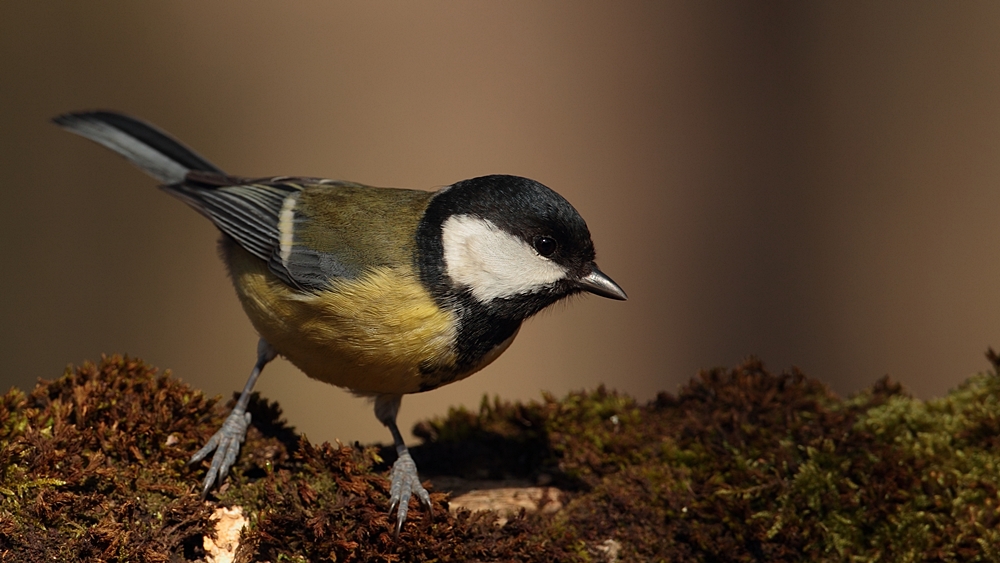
[0,356,215,561]
[1,354,999,561]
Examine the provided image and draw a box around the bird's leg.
[375,394,432,536]
[190,338,277,498]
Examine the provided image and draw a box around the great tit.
[53,111,627,533]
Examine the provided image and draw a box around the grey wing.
[53,111,354,291]
[165,179,293,262]
[166,178,356,292]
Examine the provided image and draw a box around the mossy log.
[2,354,999,562]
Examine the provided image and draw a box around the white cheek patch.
[441,214,568,302]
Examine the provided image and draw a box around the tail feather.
[53,111,224,184]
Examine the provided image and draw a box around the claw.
[388,449,432,536]
[189,339,274,499]
[189,408,251,498]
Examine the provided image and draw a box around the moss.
[2,355,1000,561]
[413,359,1000,561]
[0,356,216,561]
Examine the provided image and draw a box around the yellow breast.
[224,242,459,395]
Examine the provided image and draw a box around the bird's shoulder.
[183,171,440,289]
[290,180,436,273]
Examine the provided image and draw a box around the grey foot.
[388,450,432,535]
[189,407,251,498]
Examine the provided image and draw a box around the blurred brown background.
[2,2,999,445]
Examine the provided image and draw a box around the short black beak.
[576,266,627,301]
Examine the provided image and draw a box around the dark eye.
[533,236,558,257]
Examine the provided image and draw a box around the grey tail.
[52,111,224,184]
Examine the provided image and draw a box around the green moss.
[414,359,1000,561]
[838,372,1000,561]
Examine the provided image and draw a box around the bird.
[53,110,627,534]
